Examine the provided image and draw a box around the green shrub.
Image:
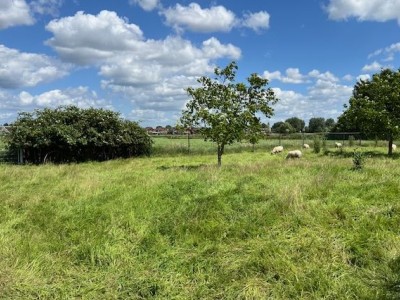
[352,149,364,170]
[313,136,321,153]
[5,106,152,163]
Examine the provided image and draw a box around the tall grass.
[0,142,400,299]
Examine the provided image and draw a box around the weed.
[313,136,321,153]
[352,148,364,170]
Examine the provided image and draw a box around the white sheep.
[335,142,343,148]
[393,144,397,151]
[271,146,284,154]
[286,150,302,159]
[303,144,310,149]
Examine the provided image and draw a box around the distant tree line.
[5,106,152,163]
[271,117,336,134]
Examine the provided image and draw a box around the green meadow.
[1,138,400,299]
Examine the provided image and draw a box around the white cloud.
[308,70,339,82]
[160,3,271,33]
[161,3,236,33]
[45,10,144,65]
[326,0,400,24]
[129,0,159,11]
[308,79,352,103]
[265,68,341,85]
[361,61,383,72]
[129,109,170,124]
[44,10,242,126]
[0,0,34,29]
[368,42,400,62]
[30,0,63,16]
[201,37,241,59]
[0,45,69,89]
[103,75,198,113]
[283,68,307,83]
[357,74,371,81]
[263,67,353,124]
[263,68,308,84]
[0,87,113,124]
[270,78,352,124]
[241,11,270,31]
[263,70,282,81]
[17,87,112,109]
[98,36,240,88]
[342,74,354,81]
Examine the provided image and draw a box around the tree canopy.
[180,61,278,167]
[336,68,400,155]
[285,117,305,133]
[325,118,336,131]
[308,117,327,133]
[6,106,152,163]
[271,121,295,134]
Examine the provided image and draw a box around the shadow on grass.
[324,149,400,160]
[381,256,400,300]
[157,164,208,171]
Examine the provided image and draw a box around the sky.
[1,0,400,127]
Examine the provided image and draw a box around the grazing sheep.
[393,144,397,151]
[271,146,284,154]
[303,143,310,149]
[286,150,302,159]
[335,142,342,148]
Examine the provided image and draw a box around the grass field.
[1,139,400,299]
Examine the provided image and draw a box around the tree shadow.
[380,256,400,299]
[157,164,208,171]
[324,149,400,160]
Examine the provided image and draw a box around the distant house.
[145,127,154,134]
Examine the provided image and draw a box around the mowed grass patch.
[0,150,400,299]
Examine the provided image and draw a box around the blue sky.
[1,0,400,127]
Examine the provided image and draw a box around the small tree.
[180,61,278,167]
[313,135,321,153]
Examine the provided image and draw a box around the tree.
[6,106,152,163]
[271,121,295,134]
[308,117,326,133]
[325,118,336,131]
[165,125,174,134]
[261,122,270,130]
[285,117,305,132]
[336,68,400,155]
[180,61,278,167]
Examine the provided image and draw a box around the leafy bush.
[352,149,364,170]
[313,136,321,153]
[5,106,152,163]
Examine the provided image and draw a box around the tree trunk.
[388,136,393,156]
[217,144,224,168]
